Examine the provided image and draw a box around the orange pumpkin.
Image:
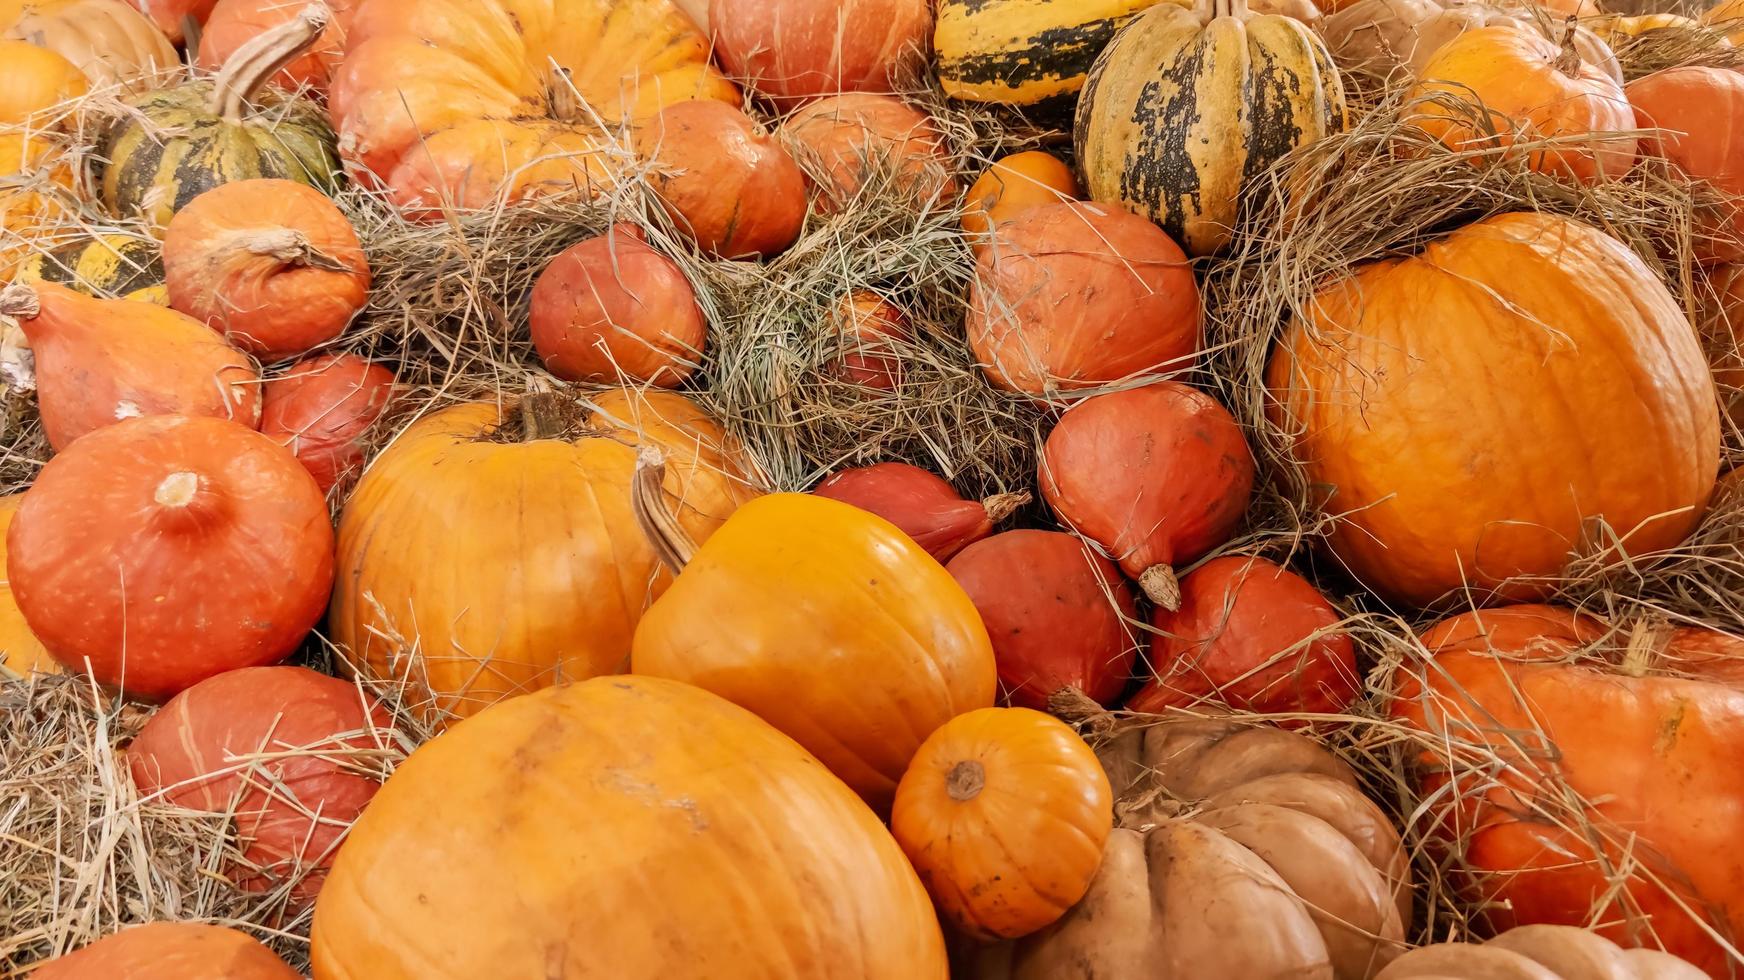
[633,98,807,259]
[195,0,353,96]
[891,707,1113,941]
[631,461,997,811]
[527,224,705,387]
[1129,555,1359,717]
[330,0,737,215]
[1392,605,1744,976]
[8,415,333,701]
[812,462,1025,562]
[946,530,1138,710]
[961,150,1080,240]
[832,289,908,389]
[136,0,216,42]
[1409,25,1635,184]
[128,666,388,899]
[0,494,54,678]
[33,922,299,980]
[0,40,83,124]
[1040,383,1254,609]
[163,179,371,361]
[967,201,1200,399]
[778,93,956,213]
[1267,212,1719,607]
[1706,0,1744,43]
[259,354,397,494]
[1706,263,1744,429]
[709,0,933,104]
[0,281,260,451]
[330,389,756,725]
[310,675,949,978]
[1630,66,1744,265]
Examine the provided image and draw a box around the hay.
[1607,21,1744,79]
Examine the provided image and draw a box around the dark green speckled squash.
[935,0,1165,113]
[97,5,338,230]
[13,232,166,303]
[1074,0,1346,256]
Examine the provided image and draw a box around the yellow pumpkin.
[0,40,83,125]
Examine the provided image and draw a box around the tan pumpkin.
[1323,0,1622,83]
[967,709,1410,979]
[1375,924,1708,979]
[3,0,175,88]
[330,389,757,726]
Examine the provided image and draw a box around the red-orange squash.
[195,0,352,96]
[310,675,949,978]
[135,0,217,43]
[1266,212,1719,607]
[1408,25,1636,184]
[33,922,299,980]
[0,494,55,678]
[633,99,807,259]
[128,666,388,899]
[1392,605,1744,976]
[631,464,997,811]
[961,150,1080,241]
[1040,383,1254,608]
[330,390,757,725]
[330,0,738,215]
[946,530,1138,709]
[163,179,371,360]
[709,0,933,104]
[0,281,260,451]
[527,224,705,387]
[1129,555,1360,717]
[891,707,1113,941]
[967,201,1200,399]
[778,93,956,213]
[259,354,397,494]
[832,289,908,389]
[1629,66,1744,264]
[8,415,333,701]
[812,462,1025,562]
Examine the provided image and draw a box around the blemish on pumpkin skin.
[1654,701,1688,755]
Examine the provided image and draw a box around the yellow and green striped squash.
[935,0,1164,112]
[12,232,165,303]
[1075,0,1346,256]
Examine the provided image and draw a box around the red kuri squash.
[633,99,807,259]
[259,353,397,494]
[195,0,353,96]
[8,415,334,701]
[33,922,299,980]
[709,0,933,103]
[778,93,956,213]
[832,289,908,390]
[813,462,1027,562]
[1629,66,1744,264]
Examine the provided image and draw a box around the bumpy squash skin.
[1075,0,1347,256]
[936,0,1163,113]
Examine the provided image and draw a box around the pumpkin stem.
[980,490,1031,524]
[519,391,576,442]
[152,471,225,527]
[216,228,352,273]
[945,761,986,802]
[209,3,330,123]
[0,283,39,320]
[1553,17,1583,75]
[1139,565,1182,611]
[632,446,700,573]
[547,66,581,123]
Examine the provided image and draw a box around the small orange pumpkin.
[832,289,908,389]
[633,99,807,259]
[779,93,956,213]
[259,353,397,494]
[0,281,260,451]
[0,39,84,124]
[33,922,299,980]
[961,150,1080,240]
[527,224,706,387]
[709,0,933,104]
[891,707,1113,941]
[163,179,371,361]
[1408,25,1636,184]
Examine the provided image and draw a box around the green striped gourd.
[935,0,1164,113]
[1074,0,1346,256]
[14,232,165,303]
[96,4,338,230]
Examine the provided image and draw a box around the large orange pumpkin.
[0,281,260,451]
[812,462,1025,562]
[708,0,933,104]
[1266,212,1719,607]
[1408,25,1635,184]
[946,530,1139,710]
[259,353,397,494]
[778,93,956,213]
[632,99,807,259]
[128,666,389,899]
[961,150,1080,241]
[8,415,333,701]
[631,461,997,811]
[1392,605,1744,976]
[1040,383,1254,608]
[195,0,353,96]
[1629,66,1744,265]
[891,707,1113,941]
[329,0,737,215]
[967,201,1200,399]
[310,675,949,978]
[163,179,371,360]
[33,922,299,980]
[330,389,756,725]
[0,494,54,678]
